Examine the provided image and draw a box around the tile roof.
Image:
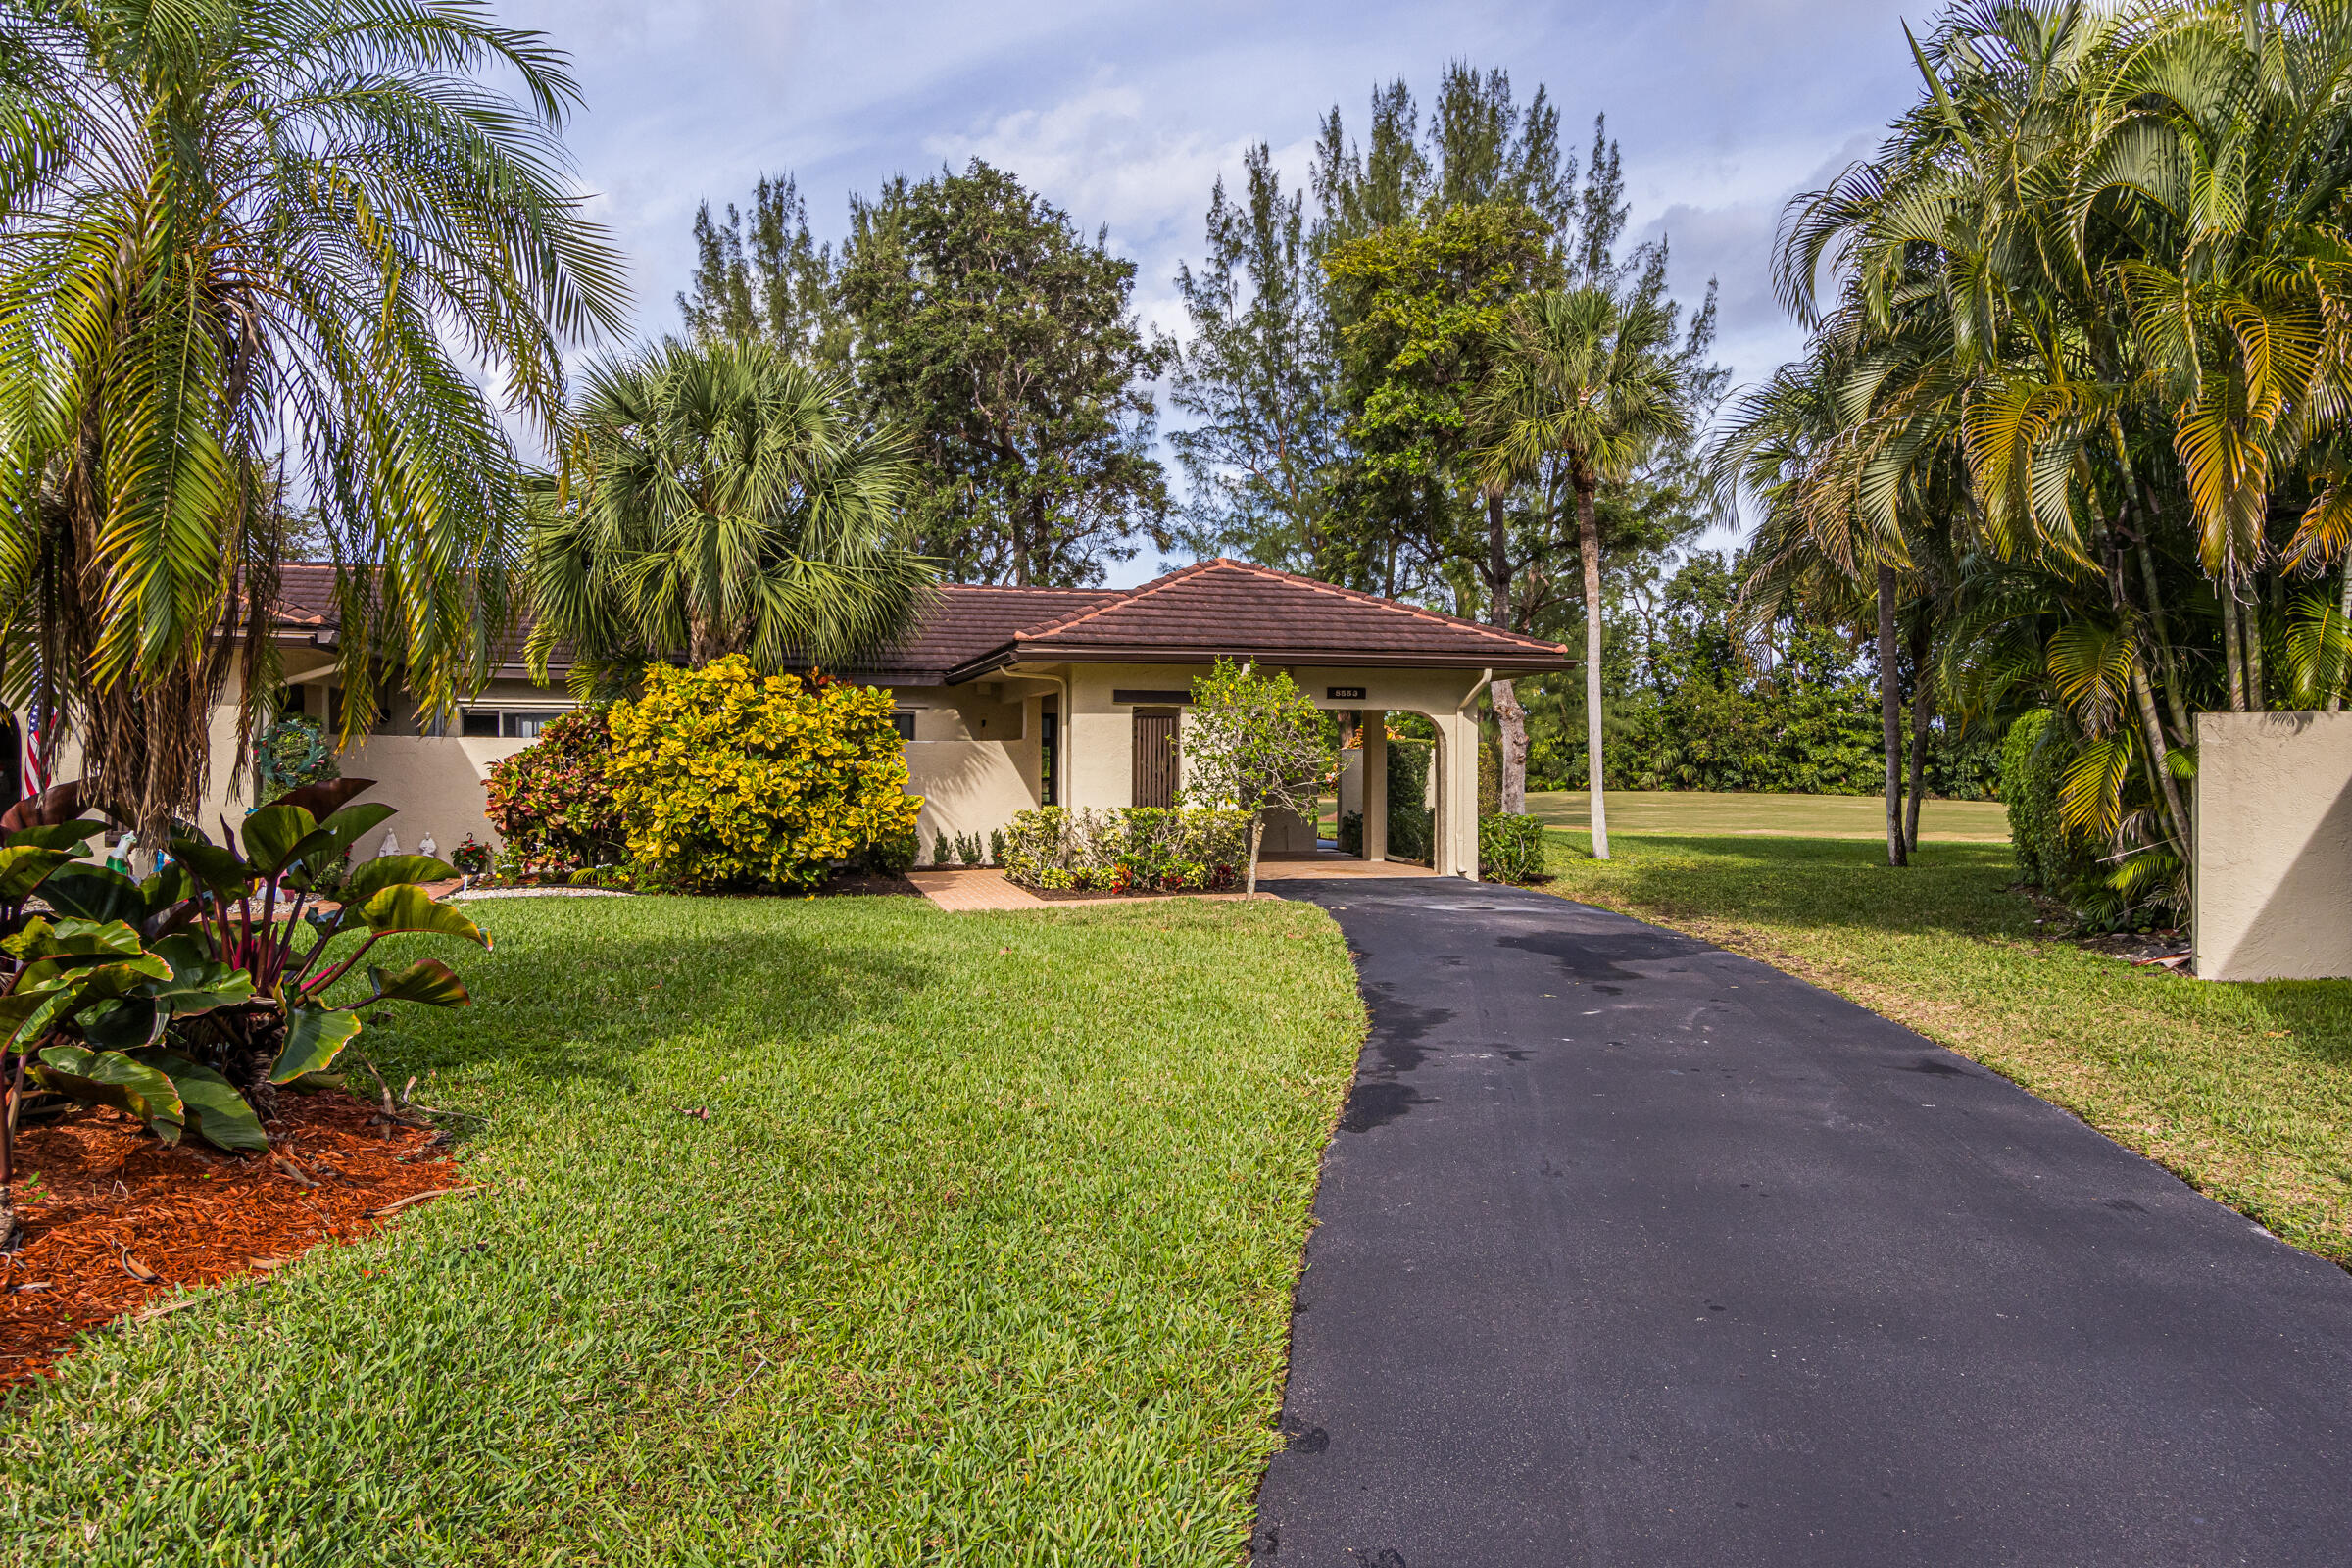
[267,558,1572,684]
[942,558,1570,679]
[860,584,1121,681]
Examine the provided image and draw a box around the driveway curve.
[1253,880,2352,1567]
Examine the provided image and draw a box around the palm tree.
[1708,339,1929,869]
[0,0,628,844]
[523,338,936,693]
[1471,286,1694,859]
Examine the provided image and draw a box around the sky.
[494,0,1934,581]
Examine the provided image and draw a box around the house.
[193,557,1573,879]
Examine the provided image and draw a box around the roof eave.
[947,642,1572,683]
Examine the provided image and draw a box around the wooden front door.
[1132,709,1178,808]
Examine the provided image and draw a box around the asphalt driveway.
[1253,880,2352,1567]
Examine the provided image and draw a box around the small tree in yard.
[1183,660,1339,896]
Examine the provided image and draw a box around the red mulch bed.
[1,1091,465,1386]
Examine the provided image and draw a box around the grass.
[1535,828,2352,1270]
[1527,788,2012,841]
[0,894,1365,1566]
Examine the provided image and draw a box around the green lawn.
[1527,788,2012,841]
[1,895,1365,1566]
[1537,830,2352,1270]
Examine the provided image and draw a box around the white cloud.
[482,0,1933,564]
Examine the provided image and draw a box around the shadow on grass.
[348,902,945,1099]
[1543,829,2032,943]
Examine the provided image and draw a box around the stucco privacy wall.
[889,682,1037,855]
[2194,710,2352,981]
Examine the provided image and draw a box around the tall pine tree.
[676,172,851,367]
[1168,144,1340,573]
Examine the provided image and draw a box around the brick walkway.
[905,868,1048,911]
[906,854,1447,913]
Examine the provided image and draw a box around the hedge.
[1002,807,1250,893]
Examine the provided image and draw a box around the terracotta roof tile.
[864,585,1122,681]
[265,559,1571,684]
[952,558,1570,675]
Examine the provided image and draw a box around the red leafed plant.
[483,709,624,874]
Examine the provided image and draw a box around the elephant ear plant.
[0,778,489,1248]
[0,783,142,1247]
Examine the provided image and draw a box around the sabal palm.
[1472,285,1692,860]
[0,0,627,840]
[524,338,935,694]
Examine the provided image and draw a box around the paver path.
[1254,879,2352,1567]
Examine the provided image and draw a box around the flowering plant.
[450,833,492,876]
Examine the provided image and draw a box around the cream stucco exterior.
[2193,710,2352,981]
[162,644,1501,878]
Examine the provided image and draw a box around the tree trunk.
[2243,590,2266,711]
[2222,590,2247,711]
[1905,631,1933,856]
[1491,680,1528,815]
[1577,482,1609,861]
[1879,564,1907,868]
[2334,565,2352,712]
[2131,654,2193,858]
[1245,812,1264,898]
[2135,543,2191,738]
[1485,490,1527,813]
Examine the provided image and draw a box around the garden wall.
[2194,710,2352,981]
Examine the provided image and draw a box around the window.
[460,710,500,738]
[1040,699,1058,807]
[891,711,917,741]
[501,711,564,739]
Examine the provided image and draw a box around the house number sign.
[1326,686,1366,701]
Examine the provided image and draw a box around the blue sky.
[497,0,1932,577]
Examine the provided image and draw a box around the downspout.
[1050,668,1071,811]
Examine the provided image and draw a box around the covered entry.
[906,559,1572,879]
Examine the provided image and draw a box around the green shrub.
[864,827,917,876]
[1002,807,1250,893]
[253,714,338,804]
[606,658,922,893]
[1479,812,1547,882]
[1337,809,1364,856]
[2000,709,2097,896]
[1386,740,1435,863]
[483,708,624,875]
[3,781,478,1175]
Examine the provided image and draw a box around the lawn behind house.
[1527,788,2011,841]
[0,895,1364,1565]
[1538,828,2352,1270]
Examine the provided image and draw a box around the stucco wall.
[334,735,532,860]
[2193,710,2352,981]
[154,657,1491,877]
[881,681,1040,862]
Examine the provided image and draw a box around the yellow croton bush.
[606,656,923,891]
